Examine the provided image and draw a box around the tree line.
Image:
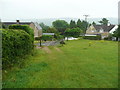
[39,19,90,39]
[39,18,120,41]
[40,19,89,35]
[39,18,111,35]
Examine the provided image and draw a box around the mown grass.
[3,39,118,88]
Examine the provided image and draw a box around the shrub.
[83,35,101,40]
[9,25,34,42]
[54,35,64,40]
[42,35,53,41]
[35,35,53,41]
[104,34,112,41]
[64,28,81,38]
[35,37,41,40]
[104,37,109,40]
[104,37,112,40]
[2,29,33,69]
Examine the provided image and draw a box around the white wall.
[109,25,118,34]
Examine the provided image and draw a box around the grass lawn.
[3,39,118,88]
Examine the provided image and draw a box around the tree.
[92,21,96,25]
[70,20,76,28]
[77,19,82,28]
[99,18,109,25]
[46,27,58,33]
[64,28,81,40]
[52,20,69,34]
[81,20,89,33]
[39,23,49,33]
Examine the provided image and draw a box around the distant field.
[3,39,118,88]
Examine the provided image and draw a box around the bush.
[64,28,81,38]
[104,34,112,41]
[2,29,33,69]
[54,35,64,40]
[35,35,53,41]
[104,37,109,40]
[83,35,101,40]
[104,37,112,41]
[42,35,53,41]
[35,37,41,40]
[9,25,34,42]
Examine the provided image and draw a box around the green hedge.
[55,35,64,40]
[2,29,33,69]
[42,35,53,41]
[104,34,112,41]
[83,35,101,40]
[64,28,81,38]
[104,37,112,40]
[9,24,34,42]
[35,37,41,40]
[35,35,53,41]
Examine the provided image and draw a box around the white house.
[86,24,117,39]
[109,25,118,34]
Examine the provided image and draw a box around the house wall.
[29,23,39,37]
[86,25,97,34]
[38,28,42,37]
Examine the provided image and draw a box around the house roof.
[93,25,115,32]
[109,25,118,34]
[2,22,32,26]
[2,21,42,30]
[34,22,42,30]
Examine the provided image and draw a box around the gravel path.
[35,41,60,46]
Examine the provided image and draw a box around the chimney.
[107,22,111,26]
[16,20,20,24]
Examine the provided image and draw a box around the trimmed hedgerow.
[35,35,63,41]
[35,37,41,40]
[2,29,33,69]
[35,35,53,41]
[42,35,53,41]
[83,35,101,40]
[9,24,34,42]
[55,35,64,40]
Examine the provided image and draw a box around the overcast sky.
[0,0,119,21]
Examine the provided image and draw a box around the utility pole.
[83,15,89,22]
[83,15,90,36]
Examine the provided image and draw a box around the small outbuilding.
[43,33,55,36]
